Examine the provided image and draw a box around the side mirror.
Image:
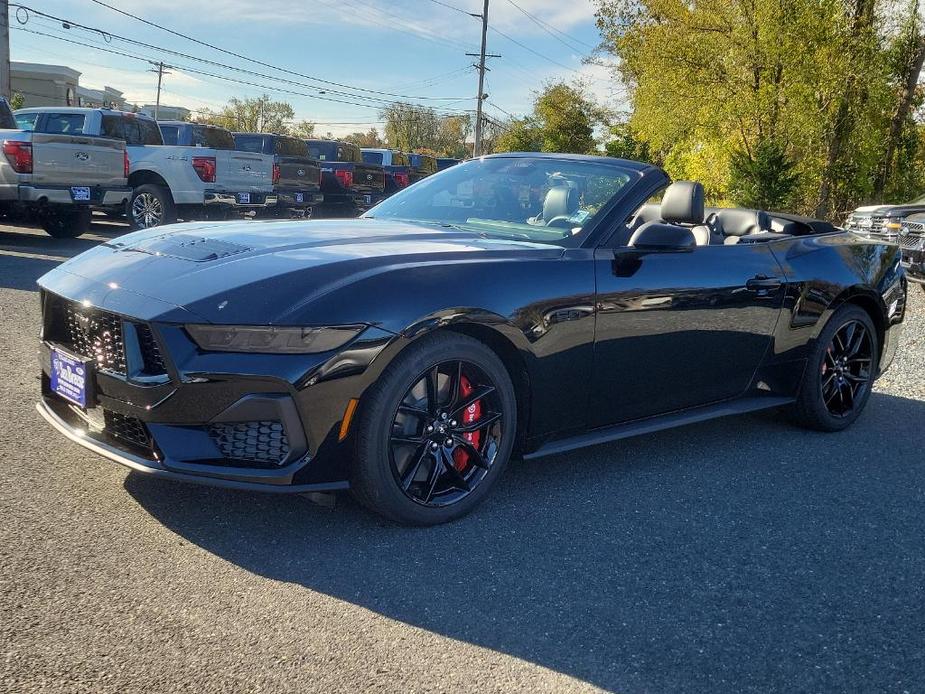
[628,222,696,251]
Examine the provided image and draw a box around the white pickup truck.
[14,107,277,229]
[1,97,130,238]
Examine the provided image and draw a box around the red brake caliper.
[453,375,481,472]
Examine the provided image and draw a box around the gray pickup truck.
[0,98,130,238]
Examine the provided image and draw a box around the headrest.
[543,186,579,222]
[661,181,705,225]
[715,208,771,237]
[628,221,697,249]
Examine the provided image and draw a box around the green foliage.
[342,128,385,148]
[195,95,295,133]
[593,0,924,217]
[10,93,25,110]
[494,116,543,153]
[728,139,800,211]
[494,81,604,155]
[604,123,652,163]
[289,120,316,138]
[380,103,471,157]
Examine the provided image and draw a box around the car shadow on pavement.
[124,392,925,692]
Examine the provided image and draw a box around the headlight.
[186,324,365,353]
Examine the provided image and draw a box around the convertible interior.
[624,181,837,248]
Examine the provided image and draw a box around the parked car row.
[2,102,461,238]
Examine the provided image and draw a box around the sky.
[10,0,622,137]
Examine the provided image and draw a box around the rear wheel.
[790,305,878,431]
[39,206,91,239]
[129,184,176,230]
[351,332,516,525]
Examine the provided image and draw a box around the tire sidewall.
[40,206,90,238]
[352,333,517,525]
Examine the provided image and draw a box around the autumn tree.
[196,95,295,133]
[494,81,603,154]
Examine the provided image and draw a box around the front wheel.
[351,332,517,525]
[790,305,878,431]
[39,206,91,238]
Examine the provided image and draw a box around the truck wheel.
[130,184,176,230]
[39,207,91,239]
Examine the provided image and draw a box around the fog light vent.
[208,420,290,467]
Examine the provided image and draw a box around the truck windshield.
[277,137,308,157]
[364,156,633,247]
[159,125,179,145]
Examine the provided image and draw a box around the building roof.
[11,61,80,81]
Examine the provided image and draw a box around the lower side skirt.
[524,395,795,460]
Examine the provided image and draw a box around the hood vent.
[111,234,252,262]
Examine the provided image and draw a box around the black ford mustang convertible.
[37,154,906,524]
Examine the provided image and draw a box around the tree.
[494,81,603,155]
[594,0,921,216]
[603,123,652,163]
[380,103,471,156]
[10,93,24,110]
[494,116,543,152]
[289,120,316,139]
[342,128,385,148]
[728,138,800,210]
[196,94,295,133]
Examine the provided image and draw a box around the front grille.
[847,214,886,235]
[208,420,290,468]
[900,221,925,250]
[103,409,151,450]
[136,325,167,375]
[60,301,127,374]
[44,294,168,378]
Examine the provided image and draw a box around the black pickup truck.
[306,139,387,216]
[361,148,412,195]
[233,133,323,217]
[408,153,438,184]
[437,157,461,171]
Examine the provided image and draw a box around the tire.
[129,184,176,230]
[789,304,878,431]
[920,283,925,294]
[351,332,517,525]
[39,206,91,239]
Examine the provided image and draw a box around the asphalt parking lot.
[1,221,924,694]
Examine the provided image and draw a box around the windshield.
[364,156,633,246]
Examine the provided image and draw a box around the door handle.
[746,275,783,291]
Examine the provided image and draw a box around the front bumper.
[36,398,347,494]
[35,288,398,494]
[19,184,131,206]
[901,246,925,283]
[204,191,278,209]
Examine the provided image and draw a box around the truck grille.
[847,214,886,235]
[208,420,290,468]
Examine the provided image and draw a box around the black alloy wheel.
[389,360,503,507]
[790,304,878,431]
[351,332,516,525]
[820,319,874,418]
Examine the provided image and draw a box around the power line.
[489,25,582,74]
[502,0,597,52]
[22,2,471,103]
[11,26,473,115]
[422,0,478,16]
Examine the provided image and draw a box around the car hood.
[38,218,561,324]
[852,202,925,217]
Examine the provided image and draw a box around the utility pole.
[150,61,169,120]
[466,0,499,158]
[0,0,11,100]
